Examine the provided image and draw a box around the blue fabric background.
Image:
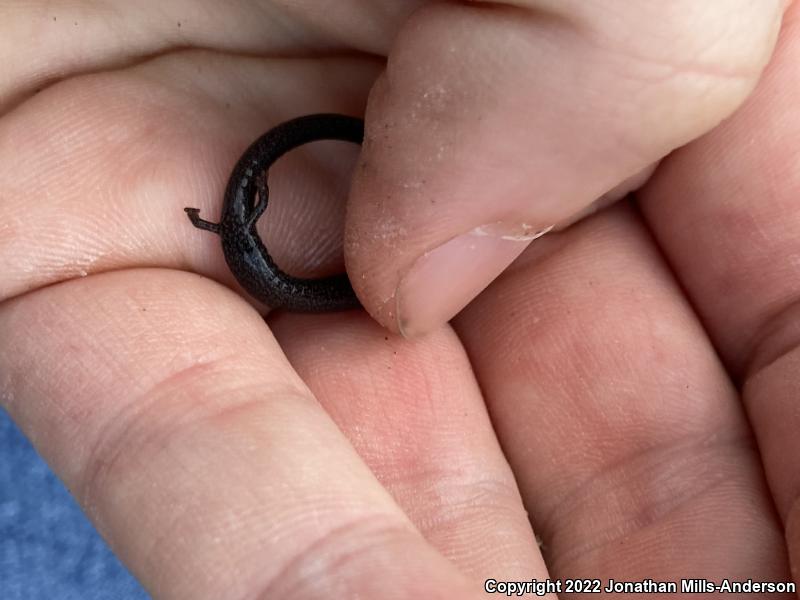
[0,408,149,599]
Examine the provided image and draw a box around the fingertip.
[395,225,547,338]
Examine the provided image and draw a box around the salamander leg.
[246,174,270,229]
[184,207,221,235]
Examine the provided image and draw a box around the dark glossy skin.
[185,113,364,312]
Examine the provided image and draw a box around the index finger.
[0,269,483,599]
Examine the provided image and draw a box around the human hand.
[1,1,798,598]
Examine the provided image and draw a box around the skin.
[1,1,799,599]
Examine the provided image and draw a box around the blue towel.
[0,408,149,599]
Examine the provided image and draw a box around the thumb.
[345,0,785,336]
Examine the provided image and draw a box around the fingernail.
[395,223,552,337]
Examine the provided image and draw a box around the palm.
[1,2,797,598]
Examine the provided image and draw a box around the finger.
[0,269,485,599]
[454,205,789,578]
[270,312,545,581]
[638,3,800,578]
[0,50,377,305]
[345,0,785,336]
[0,1,415,111]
